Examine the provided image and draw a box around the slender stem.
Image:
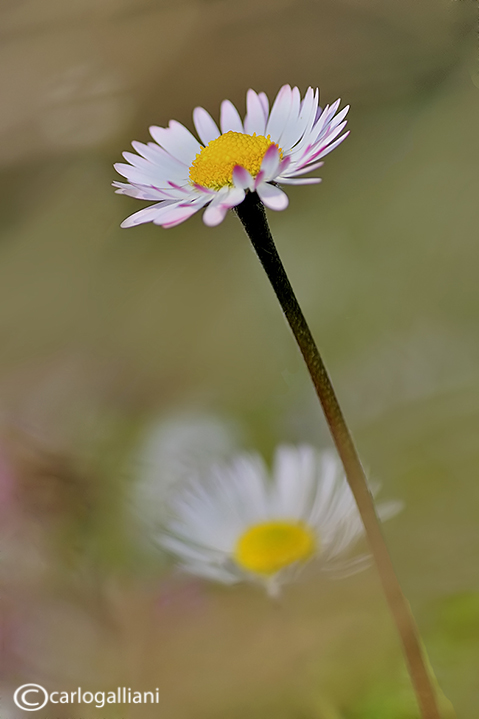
[235,191,442,719]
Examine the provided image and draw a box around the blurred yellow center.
[234,521,316,576]
[189,131,281,190]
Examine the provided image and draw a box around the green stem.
[234,191,442,719]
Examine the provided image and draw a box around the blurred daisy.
[132,412,240,532]
[160,445,400,596]
[114,85,349,228]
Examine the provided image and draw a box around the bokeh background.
[1,0,478,717]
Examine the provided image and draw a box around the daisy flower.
[114,85,349,228]
[160,445,400,596]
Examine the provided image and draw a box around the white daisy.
[114,85,349,229]
[160,445,400,595]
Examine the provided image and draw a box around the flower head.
[114,85,349,229]
[160,445,400,595]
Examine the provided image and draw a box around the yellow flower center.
[189,131,281,190]
[234,520,317,576]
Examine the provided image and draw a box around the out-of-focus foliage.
[1,0,477,717]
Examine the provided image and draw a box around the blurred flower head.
[132,412,240,532]
[114,85,349,228]
[160,445,400,595]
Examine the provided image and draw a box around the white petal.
[277,86,301,149]
[113,180,135,194]
[322,555,372,577]
[308,452,340,525]
[220,99,244,133]
[256,183,289,211]
[193,107,221,146]
[272,445,316,519]
[258,92,269,121]
[228,455,270,521]
[288,93,327,158]
[113,181,178,201]
[180,561,239,584]
[133,141,189,178]
[120,202,178,228]
[161,535,221,563]
[156,202,203,228]
[266,84,293,142]
[377,499,404,521]
[114,162,156,184]
[328,104,350,130]
[122,150,157,171]
[319,98,341,125]
[279,86,316,151]
[277,177,322,185]
[244,89,267,136]
[296,88,320,144]
[114,160,188,190]
[149,120,201,166]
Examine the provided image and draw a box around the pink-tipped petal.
[222,187,245,209]
[317,120,348,150]
[202,201,229,227]
[266,85,293,142]
[277,156,291,175]
[220,99,244,133]
[314,131,349,160]
[305,105,332,147]
[193,183,216,194]
[244,89,267,136]
[310,130,350,160]
[260,144,281,180]
[310,99,342,145]
[232,165,254,190]
[193,107,221,146]
[318,99,341,130]
[254,169,265,190]
[149,120,201,165]
[257,183,289,211]
[289,111,348,165]
[281,160,323,178]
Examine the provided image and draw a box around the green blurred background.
[1,0,478,717]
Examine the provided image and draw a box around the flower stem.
[234,191,443,719]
